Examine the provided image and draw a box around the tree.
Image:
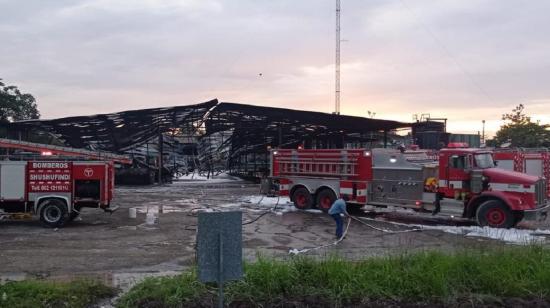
[493,104,550,147]
[0,79,40,122]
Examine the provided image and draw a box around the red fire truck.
[493,148,550,197]
[0,138,130,227]
[270,145,549,228]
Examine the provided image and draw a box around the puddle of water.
[127,194,294,217]
[421,225,550,244]
[274,212,308,224]
[0,273,27,284]
[133,205,187,214]
[242,195,291,206]
[218,203,242,208]
[305,209,323,214]
[117,225,138,231]
[112,271,180,293]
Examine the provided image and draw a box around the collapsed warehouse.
[1,99,477,184]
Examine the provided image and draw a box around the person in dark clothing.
[328,196,349,239]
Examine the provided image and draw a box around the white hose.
[289,216,352,255]
[350,216,422,233]
[288,214,424,255]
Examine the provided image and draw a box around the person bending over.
[328,195,349,239]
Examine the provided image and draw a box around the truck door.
[525,159,543,177]
[447,154,471,192]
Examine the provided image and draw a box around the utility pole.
[482,120,486,144]
[335,0,341,115]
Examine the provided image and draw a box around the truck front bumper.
[523,203,550,221]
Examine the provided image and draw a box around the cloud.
[0,0,548,136]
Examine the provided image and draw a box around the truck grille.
[535,179,547,207]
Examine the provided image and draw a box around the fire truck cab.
[270,145,549,228]
[437,147,548,226]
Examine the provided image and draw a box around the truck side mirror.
[494,161,498,167]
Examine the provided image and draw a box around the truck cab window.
[474,153,495,169]
[449,155,467,169]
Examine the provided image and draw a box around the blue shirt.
[328,198,347,215]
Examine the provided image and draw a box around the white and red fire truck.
[0,138,130,227]
[493,148,550,196]
[270,145,549,228]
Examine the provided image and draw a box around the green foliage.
[116,271,208,308]
[0,78,40,122]
[0,279,115,308]
[118,246,550,307]
[494,104,550,147]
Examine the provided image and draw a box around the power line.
[398,0,496,105]
[335,0,341,115]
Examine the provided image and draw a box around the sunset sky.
[1,0,549,136]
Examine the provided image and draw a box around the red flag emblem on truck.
[84,168,94,177]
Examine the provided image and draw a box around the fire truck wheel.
[476,200,515,228]
[39,199,68,228]
[316,189,336,212]
[292,187,313,210]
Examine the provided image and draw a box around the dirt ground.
[0,178,548,289]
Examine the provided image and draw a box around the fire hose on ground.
[184,194,282,230]
[289,214,423,255]
[183,193,423,250]
[349,215,423,234]
[289,216,352,255]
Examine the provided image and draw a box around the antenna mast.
[335,0,341,115]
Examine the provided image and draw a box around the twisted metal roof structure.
[7,99,219,152]
[7,99,408,151]
[4,99,410,176]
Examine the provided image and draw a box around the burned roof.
[7,99,218,152]
[5,99,410,153]
[211,102,407,134]
[207,102,410,156]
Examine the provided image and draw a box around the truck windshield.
[475,153,494,169]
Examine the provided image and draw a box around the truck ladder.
[0,138,132,164]
[275,150,361,177]
[277,159,359,177]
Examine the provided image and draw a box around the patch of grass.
[116,271,208,308]
[0,279,116,308]
[118,246,550,307]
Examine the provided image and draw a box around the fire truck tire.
[39,199,68,228]
[476,200,515,228]
[292,187,313,210]
[316,189,336,212]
